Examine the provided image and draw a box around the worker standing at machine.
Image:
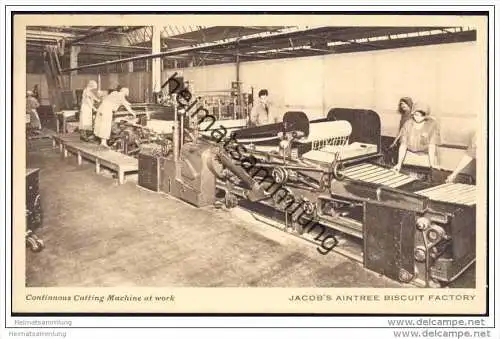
[446,132,477,183]
[32,85,40,101]
[388,97,414,164]
[390,97,414,148]
[94,87,136,148]
[26,90,41,133]
[249,89,273,126]
[392,102,441,173]
[79,80,100,142]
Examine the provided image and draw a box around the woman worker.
[93,87,136,147]
[392,102,441,173]
[388,97,414,164]
[390,97,414,148]
[32,85,40,101]
[26,90,41,132]
[79,80,100,141]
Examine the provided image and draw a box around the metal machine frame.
[141,101,476,288]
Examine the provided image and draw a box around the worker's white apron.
[79,98,94,131]
[403,151,438,168]
[29,109,41,130]
[94,101,114,139]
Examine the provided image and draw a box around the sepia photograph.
[6,10,493,320]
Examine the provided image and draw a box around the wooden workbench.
[55,110,78,134]
[52,133,138,184]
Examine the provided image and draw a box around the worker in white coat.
[26,90,41,132]
[79,80,100,141]
[94,87,136,147]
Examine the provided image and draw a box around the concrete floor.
[25,137,471,288]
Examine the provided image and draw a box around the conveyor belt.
[340,163,418,188]
[301,142,378,162]
[416,183,476,206]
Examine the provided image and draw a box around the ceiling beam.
[73,42,152,50]
[26,30,77,40]
[67,27,124,45]
[61,26,338,72]
[39,26,474,72]
[197,50,269,59]
[163,36,199,42]
[27,45,145,56]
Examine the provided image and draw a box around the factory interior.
[24,25,480,289]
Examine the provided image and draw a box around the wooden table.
[55,110,78,134]
[52,134,138,184]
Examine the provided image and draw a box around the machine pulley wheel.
[272,167,288,185]
[398,269,414,283]
[332,162,345,181]
[272,187,294,208]
[206,152,225,179]
[301,198,315,215]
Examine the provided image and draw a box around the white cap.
[87,80,98,89]
[120,87,130,96]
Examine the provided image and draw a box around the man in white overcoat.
[93,87,136,147]
[79,80,100,141]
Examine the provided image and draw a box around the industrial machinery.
[157,100,218,207]
[223,109,476,287]
[145,100,477,288]
[26,168,44,252]
[102,103,175,159]
[108,85,250,158]
[108,117,164,156]
[136,88,249,193]
[197,91,251,121]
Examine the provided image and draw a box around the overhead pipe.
[67,26,126,45]
[72,42,152,50]
[61,26,333,73]
[26,30,76,39]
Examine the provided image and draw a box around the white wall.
[158,42,481,146]
[27,41,483,170]
[164,63,237,94]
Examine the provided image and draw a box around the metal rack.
[197,89,251,121]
